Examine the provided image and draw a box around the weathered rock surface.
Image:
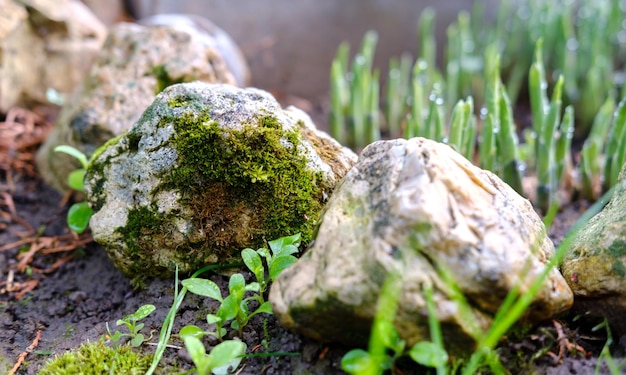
[0,0,106,112]
[36,16,249,193]
[84,82,357,280]
[270,138,573,353]
[562,164,626,335]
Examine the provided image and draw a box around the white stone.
[270,137,573,353]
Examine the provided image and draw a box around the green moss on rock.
[152,65,187,95]
[165,111,324,259]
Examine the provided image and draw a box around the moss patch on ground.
[38,341,160,375]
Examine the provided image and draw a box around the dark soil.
[0,110,625,374]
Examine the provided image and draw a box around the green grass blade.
[448,99,466,152]
[497,85,523,194]
[555,105,574,185]
[604,98,626,190]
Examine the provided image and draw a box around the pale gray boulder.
[36,16,249,193]
[270,137,573,353]
[84,82,356,281]
[0,0,106,112]
[562,163,626,335]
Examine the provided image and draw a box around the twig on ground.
[8,328,43,375]
[548,320,589,364]
[0,107,53,178]
[0,233,92,299]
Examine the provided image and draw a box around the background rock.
[84,82,356,281]
[562,164,626,336]
[0,0,106,112]
[270,137,572,353]
[36,16,248,193]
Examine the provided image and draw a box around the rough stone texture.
[0,0,106,112]
[562,163,626,336]
[270,138,573,353]
[36,16,249,193]
[84,82,356,281]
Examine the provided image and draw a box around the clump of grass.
[329,1,626,209]
[329,31,381,149]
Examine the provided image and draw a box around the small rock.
[36,15,249,193]
[68,291,88,303]
[84,82,356,280]
[562,163,626,335]
[270,138,573,354]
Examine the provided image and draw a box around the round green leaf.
[131,304,156,321]
[180,325,206,339]
[409,341,449,368]
[253,301,273,315]
[206,314,222,325]
[67,202,93,234]
[341,349,376,374]
[228,273,245,293]
[206,340,246,372]
[217,295,238,321]
[241,248,263,275]
[244,282,260,293]
[130,334,144,347]
[182,278,223,302]
[67,169,86,191]
[269,255,297,281]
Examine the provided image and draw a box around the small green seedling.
[181,273,273,339]
[241,232,301,301]
[53,145,93,234]
[340,271,449,375]
[181,336,246,375]
[106,304,156,347]
[147,235,301,374]
[340,272,405,374]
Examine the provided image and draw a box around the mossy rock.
[84,82,356,281]
[562,163,626,335]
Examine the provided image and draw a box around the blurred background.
[81,0,500,101]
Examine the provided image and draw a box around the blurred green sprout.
[329,0,626,210]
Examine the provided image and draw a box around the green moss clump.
[38,341,155,375]
[165,112,326,254]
